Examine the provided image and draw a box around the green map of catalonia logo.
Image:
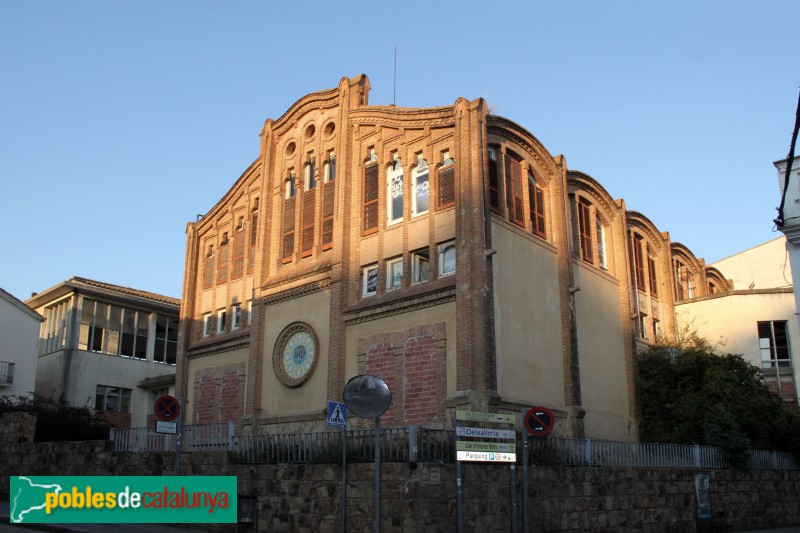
[10,475,237,524]
[10,476,63,523]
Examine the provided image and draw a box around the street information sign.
[155,420,177,435]
[456,440,516,452]
[455,426,516,439]
[457,451,517,463]
[456,411,515,424]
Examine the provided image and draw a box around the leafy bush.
[0,394,111,442]
[638,345,800,466]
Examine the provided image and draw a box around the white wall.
[0,290,41,397]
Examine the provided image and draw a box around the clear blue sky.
[1,1,798,301]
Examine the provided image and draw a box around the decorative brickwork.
[193,362,245,428]
[357,323,447,427]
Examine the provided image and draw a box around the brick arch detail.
[356,323,447,427]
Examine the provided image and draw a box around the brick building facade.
[176,75,728,440]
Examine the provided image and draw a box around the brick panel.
[193,362,245,429]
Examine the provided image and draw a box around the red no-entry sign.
[524,406,555,437]
[154,395,181,422]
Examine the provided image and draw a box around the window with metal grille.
[363,156,379,234]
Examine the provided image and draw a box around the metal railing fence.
[109,423,800,471]
[110,421,234,452]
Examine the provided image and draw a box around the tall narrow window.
[596,215,607,269]
[283,172,296,262]
[758,321,796,403]
[387,155,403,224]
[322,152,336,249]
[577,198,593,263]
[233,219,245,280]
[363,150,379,234]
[301,155,316,257]
[647,244,658,297]
[154,314,177,365]
[203,313,212,337]
[528,170,546,238]
[387,257,403,290]
[217,308,226,334]
[488,148,500,210]
[438,241,456,277]
[675,260,693,300]
[203,244,214,289]
[248,199,258,274]
[412,155,430,216]
[217,233,229,284]
[412,248,430,284]
[437,152,455,210]
[504,151,524,226]
[632,233,645,292]
[363,265,378,297]
[232,304,242,330]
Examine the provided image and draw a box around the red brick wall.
[193,362,245,429]
[358,323,447,428]
[101,411,131,429]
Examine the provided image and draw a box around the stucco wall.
[573,263,631,441]
[491,222,565,410]
[259,290,331,418]
[0,295,40,397]
[712,236,791,290]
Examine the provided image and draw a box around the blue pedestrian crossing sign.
[327,400,348,428]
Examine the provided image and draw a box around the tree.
[637,342,800,466]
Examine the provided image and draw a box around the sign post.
[327,401,348,533]
[522,406,556,533]
[154,395,182,475]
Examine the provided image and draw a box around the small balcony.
[0,361,15,386]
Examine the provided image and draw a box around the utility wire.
[775,89,800,227]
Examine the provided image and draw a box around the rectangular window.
[217,234,229,284]
[437,152,455,210]
[596,216,607,270]
[203,313,212,337]
[387,257,403,290]
[203,245,215,289]
[95,385,132,413]
[121,309,136,356]
[233,222,246,280]
[217,309,226,334]
[438,241,456,277]
[363,265,378,297]
[248,202,258,275]
[285,171,297,199]
[412,248,430,284]
[387,156,404,224]
[578,198,593,263]
[633,233,645,292]
[652,318,660,340]
[504,151,524,226]
[282,194,296,263]
[758,321,796,403]
[488,148,500,210]
[363,152,379,234]
[528,170,545,238]
[134,310,148,359]
[412,155,430,216]
[154,314,177,365]
[647,244,658,297]
[639,314,648,339]
[305,155,317,190]
[232,304,242,330]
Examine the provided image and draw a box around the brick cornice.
[343,287,456,325]
[187,339,250,359]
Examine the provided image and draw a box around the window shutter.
[300,189,316,256]
[437,165,455,209]
[203,254,214,289]
[248,212,258,274]
[217,244,229,284]
[232,228,245,279]
[489,156,500,210]
[363,162,379,234]
[282,197,295,262]
[579,201,593,263]
[529,179,546,238]
[505,154,524,227]
[322,181,335,249]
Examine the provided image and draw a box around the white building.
[676,237,799,404]
[0,287,44,397]
[25,277,180,428]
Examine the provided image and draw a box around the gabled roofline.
[0,287,44,322]
[25,276,180,311]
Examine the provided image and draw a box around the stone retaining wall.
[2,440,799,532]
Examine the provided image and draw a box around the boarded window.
[437,165,455,209]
